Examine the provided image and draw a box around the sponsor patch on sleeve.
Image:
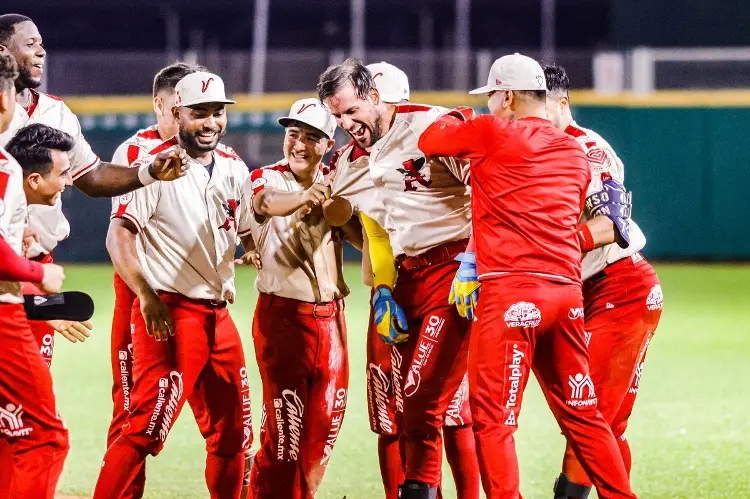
[585,147,613,173]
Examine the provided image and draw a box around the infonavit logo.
[566,373,597,407]
[646,284,664,311]
[504,302,541,328]
[0,403,31,437]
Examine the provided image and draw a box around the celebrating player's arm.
[360,212,408,345]
[106,175,174,341]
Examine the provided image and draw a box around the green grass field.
[51,263,750,498]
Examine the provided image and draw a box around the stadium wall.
[56,91,750,262]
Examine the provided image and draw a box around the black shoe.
[398,480,438,499]
[553,473,591,499]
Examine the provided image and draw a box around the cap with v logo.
[278,98,337,139]
[175,71,236,107]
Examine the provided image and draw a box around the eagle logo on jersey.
[397,157,431,192]
[219,199,240,231]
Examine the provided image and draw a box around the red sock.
[378,434,404,499]
[93,438,148,499]
[617,434,633,478]
[206,453,244,499]
[120,463,146,499]
[443,425,481,499]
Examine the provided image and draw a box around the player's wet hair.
[0,14,32,46]
[317,57,375,102]
[153,62,207,97]
[541,63,570,97]
[0,52,18,93]
[6,123,74,176]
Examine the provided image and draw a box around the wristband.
[576,224,595,253]
[138,162,157,186]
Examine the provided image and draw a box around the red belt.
[262,294,344,318]
[396,239,468,272]
[588,252,648,283]
[31,252,54,264]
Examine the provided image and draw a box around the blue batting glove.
[371,286,409,345]
[449,252,481,321]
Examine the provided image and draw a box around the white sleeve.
[583,142,624,196]
[61,104,101,180]
[236,166,253,237]
[0,162,23,241]
[110,158,160,231]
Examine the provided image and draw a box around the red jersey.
[418,113,591,283]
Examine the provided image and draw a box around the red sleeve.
[418,112,489,159]
[0,237,44,283]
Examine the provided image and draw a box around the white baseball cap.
[278,98,337,139]
[175,71,236,107]
[367,62,410,103]
[469,53,546,95]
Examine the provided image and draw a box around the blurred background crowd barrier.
[8,0,750,262]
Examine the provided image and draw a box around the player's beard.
[17,65,42,90]
[180,127,225,153]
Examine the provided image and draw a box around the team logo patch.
[251,176,267,193]
[566,373,597,407]
[568,307,584,320]
[397,157,432,192]
[646,284,664,311]
[219,199,240,231]
[504,302,541,328]
[585,147,612,173]
[117,192,134,206]
[0,403,31,437]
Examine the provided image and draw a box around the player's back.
[471,115,590,283]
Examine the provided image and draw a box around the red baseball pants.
[94,292,252,499]
[107,275,216,499]
[0,304,69,499]
[390,240,472,489]
[469,274,636,499]
[250,293,349,499]
[366,298,478,499]
[562,255,662,487]
[21,281,55,367]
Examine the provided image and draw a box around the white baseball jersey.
[0,147,29,304]
[112,138,251,302]
[331,104,471,257]
[566,122,647,280]
[245,161,348,303]
[0,90,101,258]
[329,142,402,256]
[111,125,165,166]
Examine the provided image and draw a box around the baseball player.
[240,97,351,498]
[0,53,69,499]
[543,63,663,499]
[319,58,473,499]
[355,61,479,499]
[93,71,253,499]
[0,13,189,366]
[418,53,636,499]
[106,61,222,499]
